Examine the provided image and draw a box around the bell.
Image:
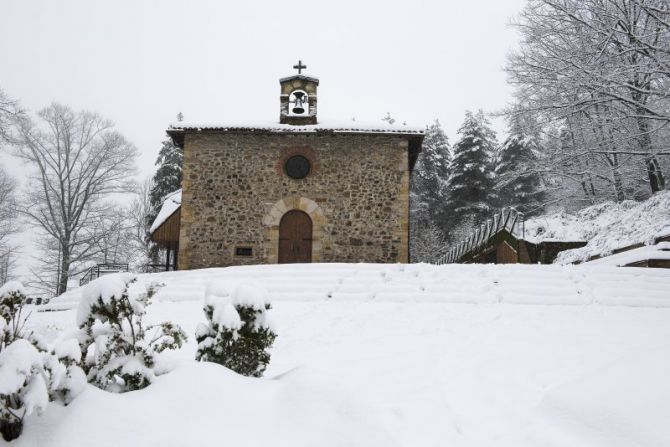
[291,91,306,114]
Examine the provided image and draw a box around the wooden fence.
[436,208,525,265]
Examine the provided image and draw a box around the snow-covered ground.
[585,241,670,266]
[523,190,670,264]
[16,263,670,447]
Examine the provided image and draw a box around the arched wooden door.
[278,210,312,264]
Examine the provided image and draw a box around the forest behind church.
[1,0,670,290]
[410,0,670,262]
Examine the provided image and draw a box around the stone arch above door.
[263,196,326,263]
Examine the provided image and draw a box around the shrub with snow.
[0,281,87,441]
[195,283,276,377]
[0,339,48,441]
[0,281,42,441]
[0,281,84,441]
[0,337,88,440]
[0,281,29,346]
[77,273,186,392]
[43,338,87,405]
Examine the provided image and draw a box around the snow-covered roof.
[168,120,425,136]
[584,242,670,267]
[279,74,320,84]
[150,189,182,234]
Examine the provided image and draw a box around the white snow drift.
[12,263,670,447]
[522,190,670,263]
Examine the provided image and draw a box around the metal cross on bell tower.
[280,60,318,125]
[293,60,307,74]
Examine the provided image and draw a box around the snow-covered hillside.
[17,264,670,447]
[523,190,670,263]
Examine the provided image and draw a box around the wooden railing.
[79,263,130,286]
[436,208,525,265]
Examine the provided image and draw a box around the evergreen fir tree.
[495,118,546,215]
[147,138,183,262]
[149,138,183,222]
[444,110,497,239]
[412,120,451,223]
[410,120,452,259]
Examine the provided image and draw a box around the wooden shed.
[458,229,587,265]
[149,190,181,271]
[438,208,587,266]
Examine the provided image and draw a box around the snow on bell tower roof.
[280,60,319,125]
[279,74,320,85]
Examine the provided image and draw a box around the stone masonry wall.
[178,132,410,269]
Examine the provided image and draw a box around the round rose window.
[284,155,311,179]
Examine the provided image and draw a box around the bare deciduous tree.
[506,0,670,201]
[0,167,18,283]
[0,87,22,146]
[126,177,155,270]
[92,206,132,265]
[13,103,138,296]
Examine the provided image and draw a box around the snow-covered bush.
[0,339,48,441]
[0,281,43,441]
[0,281,86,440]
[44,338,87,405]
[195,283,276,377]
[77,274,186,392]
[0,281,29,346]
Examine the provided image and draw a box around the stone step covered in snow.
[43,263,670,311]
[19,263,670,447]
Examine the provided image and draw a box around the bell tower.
[280,60,318,125]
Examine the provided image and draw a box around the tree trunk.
[572,116,598,201]
[636,110,666,193]
[645,155,666,193]
[604,152,625,202]
[57,243,70,296]
[612,162,625,202]
[603,120,625,202]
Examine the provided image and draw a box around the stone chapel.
[150,62,424,270]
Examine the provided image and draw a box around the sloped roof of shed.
[150,189,182,234]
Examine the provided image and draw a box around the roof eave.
[279,74,320,85]
[167,126,424,138]
[167,128,185,148]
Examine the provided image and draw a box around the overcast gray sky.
[1,0,526,283]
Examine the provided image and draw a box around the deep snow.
[522,190,670,264]
[585,242,670,266]
[12,263,670,446]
